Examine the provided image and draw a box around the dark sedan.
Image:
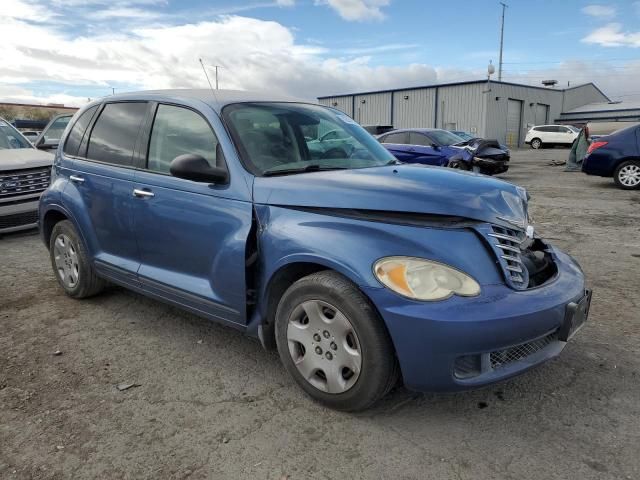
[377,128,509,175]
[582,123,640,189]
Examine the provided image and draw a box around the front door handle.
[69,175,84,183]
[133,188,155,199]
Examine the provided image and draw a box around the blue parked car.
[582,123,640,189]
[39,90,590,411]
[378,128,509,175]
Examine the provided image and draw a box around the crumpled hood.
[0,148,54,171]
[253,164,529,228]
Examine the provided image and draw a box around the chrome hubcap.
[618,165,640,187]
[53,234,79,288]
[286,300,362,394]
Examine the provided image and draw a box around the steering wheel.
[322,147,349,159]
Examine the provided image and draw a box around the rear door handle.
[133,188,154,198]
[69,175,84,183]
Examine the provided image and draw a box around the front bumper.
[473,157,509,175]
[0,198,40,234]
[363,246,587,392]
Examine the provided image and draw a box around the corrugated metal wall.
[436,83,487,137]
[318,96,353,117]
[485,84,564,146]
[318,82,609,146]
[558,110,640,122]
[353,92,392,125]
[392,89,436,128]
[562,84,610,112]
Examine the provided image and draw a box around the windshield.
[567,125,580,133]
[429,130,465,146]
[0,120,32,149]
[452,131,474,141]
[223,102,397,176]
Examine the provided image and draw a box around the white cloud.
[315,0,390,21]
[582,22,640,47]
[581,4,616,19]
[0,0,638,108]
[276,0,296,6]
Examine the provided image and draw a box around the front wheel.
[530,138,542,149]
[447,159,471,170]
[275,271,398,411]
[613,160,640,190]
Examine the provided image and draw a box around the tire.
[275,271,398,411]
[49,220,106,298]
[613,160,640,190]
[530,138,542,149]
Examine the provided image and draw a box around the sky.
[1,0,639,107]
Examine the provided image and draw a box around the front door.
[67,101,149,282]
[132,103,252,326]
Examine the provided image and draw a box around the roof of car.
[384,128,442,134]
[104,89,309,113]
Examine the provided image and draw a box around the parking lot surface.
[1,148,639,480]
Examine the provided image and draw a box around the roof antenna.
[199,58,219,103]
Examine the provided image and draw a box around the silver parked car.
[0,117,54,234]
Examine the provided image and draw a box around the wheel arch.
[254,258,383,351]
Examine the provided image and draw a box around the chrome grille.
[0,167,51,199]
[490,331,559,370]
[488,225,529,290]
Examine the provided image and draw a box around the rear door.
[131,103,252,326]
[66,101,149,282]
[379,131,412,161]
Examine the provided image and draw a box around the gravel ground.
[1,148,639,480]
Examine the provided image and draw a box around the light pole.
[498,2,507,81]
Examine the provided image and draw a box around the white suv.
[525,125,579,149]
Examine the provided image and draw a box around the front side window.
[223,103,396,176]
[147,104,218,174]
[0,120,31,150]
[87,102,148,166]
[64,106,98,156]
[42,115,71,143]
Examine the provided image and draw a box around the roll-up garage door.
[506,99,523,148]
[534,104,549,126]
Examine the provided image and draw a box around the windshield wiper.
[262,165,347,177]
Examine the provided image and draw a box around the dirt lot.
[1,148,639,480]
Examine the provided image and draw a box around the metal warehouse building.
[558,100,640,124]
[318,80,609,147]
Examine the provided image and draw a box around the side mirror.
[432,145,441,151]
[36,138,59,150]
[169,154,229,184]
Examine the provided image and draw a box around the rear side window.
[409,132,434,147]
[147,104,218,174]
[87,102,148,166]
[63,107,98,156]
[381,132,408,144]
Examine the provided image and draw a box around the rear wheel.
[49,220,106,298]
[613,160,640,190]
[275,271,398,411]
[530,138,542,149]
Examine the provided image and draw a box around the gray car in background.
[0,117,54,233]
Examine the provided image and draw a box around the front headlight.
[373,257,481,301]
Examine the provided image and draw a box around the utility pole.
[498,2,507,81]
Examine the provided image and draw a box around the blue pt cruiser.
[39,90,591,411]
